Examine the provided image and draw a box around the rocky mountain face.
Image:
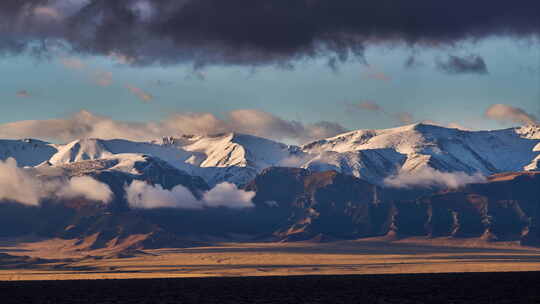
[0,124,539,249]
[245,169,540,245]
[244,168,389,241]
[420,172,540,245]
[1,166,540,248]
[0,155,211,250]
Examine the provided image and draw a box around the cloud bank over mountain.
[0,110,347,144]
[58,176,113,203]
[125,181,255,210]
[384,167,487,189]
[0,158,43,206]
[0,158,112,206]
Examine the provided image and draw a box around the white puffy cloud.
[485,104,538,126]
[0,158,113,206]
[0,110,347,144]
[125,181,255,210]
[125,180,201,209]
[202,182,255,209]
[384,167,486,189]
[58,176,113,203]
[0,158,42,206]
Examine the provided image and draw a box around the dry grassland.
[1,237,540,281]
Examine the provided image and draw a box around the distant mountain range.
[3,123,540,186]
[0,123,539,249]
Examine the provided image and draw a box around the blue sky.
[1,37,538,138]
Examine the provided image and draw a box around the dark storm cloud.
[436,55,489,75]
[1,0,539,66]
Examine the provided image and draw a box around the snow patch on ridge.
[1,123,539,188]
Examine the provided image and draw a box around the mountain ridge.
[0,124,539,249]
[0,123,538,187]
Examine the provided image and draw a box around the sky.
[0,1,539,144]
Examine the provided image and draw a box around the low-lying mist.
[125,180,255,210]
[384,167,486,189]
[0,158,113,206]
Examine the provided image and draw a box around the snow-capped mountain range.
[2,123,540,186]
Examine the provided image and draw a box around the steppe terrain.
[1,237,540,281]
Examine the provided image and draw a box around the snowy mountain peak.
[1,124,539,187]
[299,123,540,184]
[301,122,455,155]
[0,139,58,167]
[49,138,113,165]
[151,132,294,169]
[38,133,298,186]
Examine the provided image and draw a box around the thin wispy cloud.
[352,101,415,125]
[32,6,63,21]
[404,55,424,69]
[126,85,153,103]
[363,65,392,82]
[152,80,175,87]
[395,112,414,124]
[109,52,135,65]
[60,57,86,70]
[436,55,488,75]
[485,104,538,126]
[94,71,113,87]
[352,101,471,129]
[16,90,30,98]
[421,120,472,131]
[185,69,207,81]
[356,101,383,112]
[58,56,116,88]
